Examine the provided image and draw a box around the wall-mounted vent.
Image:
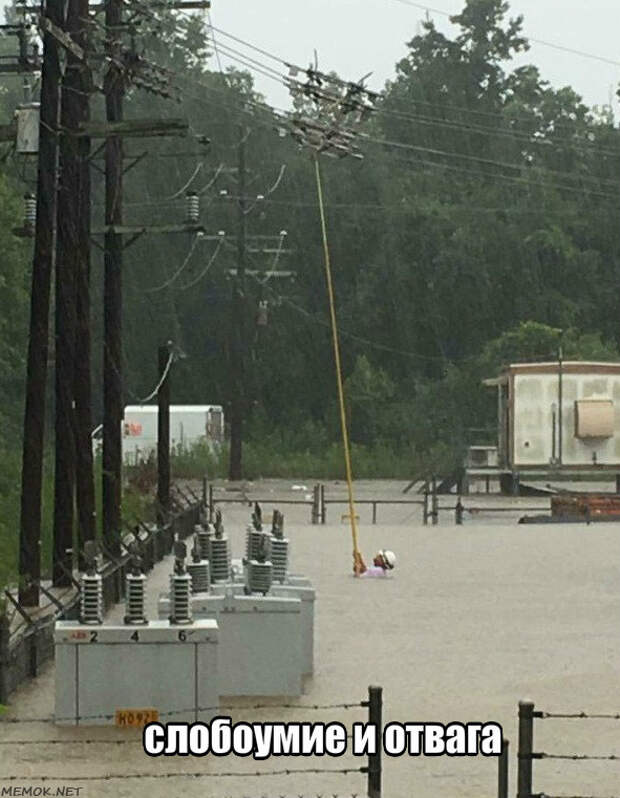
[574,399,614,439]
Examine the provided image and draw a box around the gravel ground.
[2,479,619,798]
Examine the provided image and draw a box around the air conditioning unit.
[466,446,499,468]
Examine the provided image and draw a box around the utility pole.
[18,1,63,606]
[102,0,124,557]
[73,0,96,572]
[53,0,81,586]
[53,0,95,583]
[228,125,247,481]
[157,344,172,522]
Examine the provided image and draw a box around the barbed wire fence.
[0,694,373,795]
[0,688,515,798]
[518,700,620,798]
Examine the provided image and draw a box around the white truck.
[120,404,224,465]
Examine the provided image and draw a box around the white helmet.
[378,549,396,570]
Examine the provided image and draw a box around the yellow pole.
[314,156,365,575]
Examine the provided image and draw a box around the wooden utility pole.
[18,0,63,606]
[157,344,172,522]
[102,0,124,557]
[73,0,96,572]
[228,125,247,481]
[53,0,82,586]
[53,0,95,583]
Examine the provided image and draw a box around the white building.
[473,361,620,493]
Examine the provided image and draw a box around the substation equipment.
[54,541,219,726]
[54,506,315,724]
[158,508,315,696]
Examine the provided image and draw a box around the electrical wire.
[163,161,204,201]
[133,349,174,405]
[387,0,620,68]
[254,230,286,286]
[170,45,620,200]
[144,233,202,293]
[197,161,224,194]
[176,236,225,291]
[192,17,620,148]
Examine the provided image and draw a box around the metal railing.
[0,490,202,704]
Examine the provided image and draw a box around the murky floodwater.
[2,480,620,797]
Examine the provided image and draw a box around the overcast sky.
[209,0,620,117]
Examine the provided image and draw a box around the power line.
[177,70,620,201]
[360,132,620,192]
[387,0,620,68]
[375,104,620,161]
[254,278,448,363]
[177,236,225,290]
[144,233,202,293]
[176,28,606,185]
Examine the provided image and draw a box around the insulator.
[185,191,199,224]
[270,537,289,584]
[169,572,192,625]
[24,193,36,229]
[209,535,230,583]
[256,300,268,327]
[187,560,210,594]
[80,573,103,625]
[124,573,147,624]
[195,523,212,561]
[245,560,273,595]
[246,526,271,561]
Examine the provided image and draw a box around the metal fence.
[0,494,201,704]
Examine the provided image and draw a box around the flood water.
[2,479,620,797]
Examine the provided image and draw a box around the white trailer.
[121,404,224,465]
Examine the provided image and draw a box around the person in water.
[356,549,396,577]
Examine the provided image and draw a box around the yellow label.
[115,708,159,728]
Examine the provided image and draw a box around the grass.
[0,452,155,594]
[170,437,459,482]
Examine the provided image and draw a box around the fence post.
[311,484,320,525]
[0,610,10,703]
[320,484,326,524]
[431,476,438,525]
[423,482,429,525]
[29,622,39,677]
[372,502,377,525]
[517,700,535,798]
[202,474,208,508]
[498,738,509,798]
[367,685,382,798]
[455,497,464,525]
[208,484,214,524]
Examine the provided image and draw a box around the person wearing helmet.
[357,549,396,577]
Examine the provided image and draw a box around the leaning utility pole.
[18,1,64,606]
[102,0,125,557]
[228,125,247,481]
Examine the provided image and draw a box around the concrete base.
[158,592,303,696]
[54,619,218,726]
[206,583,314,676]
